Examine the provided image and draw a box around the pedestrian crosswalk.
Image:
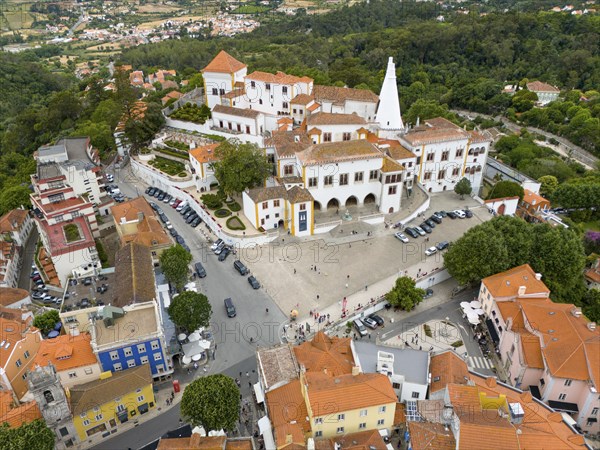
[468,356,495,370]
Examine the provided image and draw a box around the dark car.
[362,316,378,329]
[218,247,230,261]
[169,228,178,237]
[423,288,434,299]
[176,235,185,245]
[182,243,191,252]
[186,213,198,224]
[429,214,442,224]
[369,314,384,326]
[405,227,419,239]
[159,213,169,223]
[180,206,192,216]
[435,210,447,218]
[463,209,473,218]
[436,241,450,251]
[191,217,201,227]
[157,192,166,201]
[224,298,236,318]
[148,187,157,196]
[446,211,457,219]
[145,187,153,195]
[234,260,249,275]
[153,189,163,198]
[420,223,433,233]
[194,262,206,278]
[248,275,260,289]
[149,202,159,210]
[425,219,436,228]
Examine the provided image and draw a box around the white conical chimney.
[375,57,404,137]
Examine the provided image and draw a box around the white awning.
[379,428,389,437]
[258,416,271,434]
[258,416,276,450]
[253,382,265,404]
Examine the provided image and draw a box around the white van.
[353,319,368,336]
[176,201,188,212]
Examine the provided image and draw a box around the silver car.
[414,226,426,236]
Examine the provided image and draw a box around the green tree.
[454,177,472,199]
[538,175,559,197]
[168,291,212,333]
[511,89,538,112]
[552,183,600,209]
[124,102,165,151]
[159,244,192,291]
[0,419,55,450]
[0,186,31,216]
[32,310,60,335]
[385,277,425,311]
[582,289,600,323]
[486,180,524,201]
[404,99,451,126]
[212,140,272,198]
[181,375,240,432]
[72,120,114,154]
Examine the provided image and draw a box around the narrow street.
[17,227,38,291]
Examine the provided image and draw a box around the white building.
[375,57,403,137]
[0,209,34,288]
[306,112,368,144]
[211,104,265,136]
[189,143,220,192]
[202,50,248,109]
[526,81,560,106]
[312,85,378,119]
[0,208,34,247]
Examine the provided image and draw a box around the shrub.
[178,172,187,177]
[451,340,463,348]
[201,193,223,209]
[155,147,188,160]
[229,201,241,212]
[226,216,245,230]
[95,239,109,267]
[170,103,211,124]
[214,208,232,218]
[63,224,81,242]
[148,156,185,176]
[423,324,432,338]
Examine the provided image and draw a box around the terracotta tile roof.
[162,91,182,102]
[246,71,313,85]
[321,429,389,450]
[527,81,560,93]
[111,196,154,223]
[296,140,382,166]
[202,50,246,74]
[585,265,600,283]
[0,288,29,307]
[212,104,261,119]
[307,103,320,112]
[286,186,313,204]
[307,112,366,126]
[70,364,153,416]
[0,317,29,368]
[265,131,312,157]
[278,117,294,124]
[394,402,406,426]
[291,94,314,105]
[429,351,470,393]
[402,127,468,146]
[305,371,396,416]
[224,439,254,450]
[381,157,404,173]
[157,434,226,450]
[424,117,460,129]
[274,422,305,448]
[222,88,245,99]
[407,422,456,450]
[265,379,311,433]
[522,189,550,208]
[113,242,156,308]
[0,391,41,429]
[32,333,97,372]
[313,85,378,104]
[293,332,354,376]
[447,384,481,408]
[190,144,220,164]
[307,127,322,135]
[468,130,490,143]
[482,264,550,298]
[519,330,544,369]
[0,209,29,233]
[245,186,288,203]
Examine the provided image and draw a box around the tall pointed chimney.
[375,57,404,137]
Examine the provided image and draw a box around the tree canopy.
[0,420,55,450]
[32,310,60,335]
[212,140,272,198]
[385,277,425,311]
[181,375,240,432]
[168,291,212,333]
[159,244,192,291]
[486,180,525,201]
[0,186,32,216]
[444,216,586,304]
[454,177,472,199]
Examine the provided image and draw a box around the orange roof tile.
[527,81,560,93]
[307,112,366,126]
[522,189,550,208]
[0,317,28,368]
[202,50,246,74]
[32,333,97,372]
[429,351,470,393]
[407,422,456,450]
[291,94,314,105]
[274,422,305,448]
[224,439,254,450]
[293,332,354,376]
[320,429,389,450]
[0,391,42,429]
[111,196,154,223]
[0,209,29,233]
[296,140,381,166]
[265,379,311,433]
[313,85,378,104]
[381,157,404,173]
[394,402,406,426]
[190,144,220,164]
[305,371,396,416]
[246,71,313,85]
[307,103,320,112]
[482,264,550,298]
[157,434,226,449]
[0,288,29,307]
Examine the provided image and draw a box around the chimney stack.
[517,286,526,296]
[588,322,596,331]
[571,307,582,317]
[535,273,542,280]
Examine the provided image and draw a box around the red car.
[172,199,182,208]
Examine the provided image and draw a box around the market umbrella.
[192,354,202,362]
[178,333,187,342]
[290,310,298,317]
[188,332,200,342]
[199,340,211,350]
[467,315,480,325]
[470,300,482,309]
[474,308,485,316]
[460,302,471,308]
[182,355,192,365]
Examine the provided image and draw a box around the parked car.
[106,174,114,182]
[147,187,157,196]
[186,213,198,224]
[31,291,45,300]
[182,243,191,252]
[405,227,419,239]
[159,213,168,223]
[176,202,188,212]
[150,202,159,211]
[424,218,436,228]
[211,239,224,251]
[181,206,192,216]
[353,319,368,336]
[169,228,178,237]
[169,198,178,206]
[218,247,231,261]
[157,192,166,201]
[214,242,226,255]
[446,211,457,219]
[424,246,438,256]
[194,262,206,278]
[176,236,185,245]
[453,210,466,219]
[248,275,260,289]
[234,260,249,275]
[394,232,409,243]
[420,223,432,233]
[224,298,236,318]
[413,226,426,236]
[145,187,154,195]
[172,199,182,208]
[436,241,450,251]
[463,209,473,218]
[191,217,201,227]
[423,288,434,299]
[429,214,442,224]
[435,211,447,218]
[153,189,163,198]
[369,314,384,326]
[163,194,172,203]
[362,316,378,329]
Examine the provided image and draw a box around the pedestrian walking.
[246,371,250,378]
[249,381,252,388]
[365,285,368,291]
[265,308,269,314]
[294,268,296,274]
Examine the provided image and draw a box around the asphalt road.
[18,227,38,291]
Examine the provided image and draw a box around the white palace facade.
[195,51,491,236]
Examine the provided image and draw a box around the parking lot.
[242,193,492,319]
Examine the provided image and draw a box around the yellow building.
[69,364,154,441]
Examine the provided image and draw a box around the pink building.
[479,264,600,434]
